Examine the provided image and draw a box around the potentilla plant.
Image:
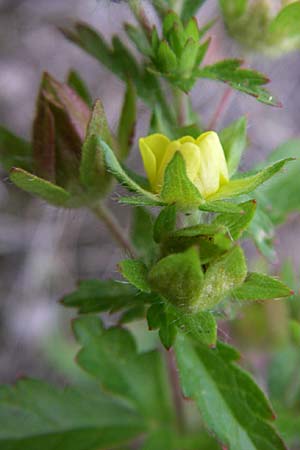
[0,1,299,450]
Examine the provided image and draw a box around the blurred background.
[0,0,299,388]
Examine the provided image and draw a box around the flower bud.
[139,131,229,199]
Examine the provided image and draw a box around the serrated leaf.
[74,318,175,423]
[213,200,256,240]
[196,246,247,311]
[232,272,292,301]
[67,69,92,107]
[9,167,72,207]
[153,205,177,243]
[117,80,136,159]
[119,259,151,293]
[119,305,145,324]
[61,279,153,314]
[149,247,204,310]
[219,116,247,176]
[175,335,286,450]
[0,379,144,450]
[208,158,292,201]
[72,315,105,346]
[161,152,202,208]
[197,59,280,106]
[98,138,162,205]
[0,126,32,172]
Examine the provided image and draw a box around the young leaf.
[213,200,256,240]
[197,60,280,106]
[199,200,244,214]
[160,152,202,208]
[175,335,287,450]
[67,69,92,107]
[9,167,71,207]
[117,80,137,159]
[61,279,153,314]
[208,158,293,201]
[219,116,247,176]
[195,246,247,311]
[119,259,151,293]
[0,379,145,450]
[98,138,162,205]
[0,126,32,172]
[176,310,217,347]
[148,247,204,310]
[232,272,292,301]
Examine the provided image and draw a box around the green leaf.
[131,207,156,261]
[67,69,92,107]
[117,80,136,159]
[181,0,206,21]
[118,195,166,207]
[124,23,153,57]
[158,308,178,349]
[157,40,178,73]
[61,279,153,313]
[232,272,292,301]
[170,223,227,239]
[74,318,175,423]
[213,200,256,240]
[208,158,292,201]
[119,305,145,324]
[247,205,276,260]
[161,152,202,208]
[196,246,247,311]
[268,2,300,40]
[256,139,300,224]
[0,126,32,172]
[119,259,151,293]
[175,335,286,450]
[9,167,72,207]
[153,205,177,243]
[0,379,144,450]
[176,310,217,346]
[198,59,280,106]
[80,100,116,196]
[219,116,247,176]
[149,247,204,310]
[98,138,162,205]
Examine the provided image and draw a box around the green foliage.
[0,379,144,450]
[198,59,280,106]
[67,69,92,107]
[117,80,137,159]
[175,335,286,450]
[153,205,176,243]
[0,126,32,172]
[232,273,292,301]
[119,259,151,293]
[219,116,248,176]
[180,0,207,21]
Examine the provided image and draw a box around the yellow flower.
[139,131,229,199]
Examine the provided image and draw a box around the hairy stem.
[91,203,136,257]
[166,348,185,433]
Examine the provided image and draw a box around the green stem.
[173,88,189,127]
[166,348,185,433]
[91,203,136,257]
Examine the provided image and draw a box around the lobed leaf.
[232,272,292,301]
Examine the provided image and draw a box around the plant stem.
[166,348,185,433]
[173,88,188,127]
[208,87,233,130]
[91,203,136,257]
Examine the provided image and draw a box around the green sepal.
[153,205,177,243]
[213,200,256,240]
[232,272,292,301]
[157,40,178,73]
[118,196,166,207]
[131,207,156,262]
[9,167,72,207]
[0,126,32,173]
[219,116,247,176]
[195,246,247,311]
[98,138,162,205]
[199,200,244,214]
[148,247,204,310]
[119,259,151,293]
[208,158,293,201]
[160,152,202,208]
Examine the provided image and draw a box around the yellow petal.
[195,131,229,197]
[139,138,157,190]
[179,142,201,186]
[178,136,196,144]
[140,133,170,170]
